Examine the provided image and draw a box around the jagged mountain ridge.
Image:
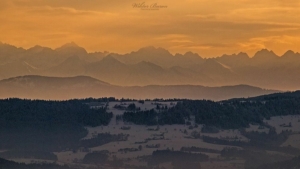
[0,42,300,90]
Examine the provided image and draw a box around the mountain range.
[0,42,300,90]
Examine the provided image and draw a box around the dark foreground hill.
[0,158,75,169]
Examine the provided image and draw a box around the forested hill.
[2,91,300,131]
[0,98,112,128]
[0,158,76,169]
[229,90,300,101]
[123,91,300,129]
[195,91,300,128]
[0,98,113,151]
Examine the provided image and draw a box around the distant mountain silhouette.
[0,43,26,64]
[0,75,112,99]
[44,55,87,77]
[85,55,130,84]
[0,75,277,100]
[55,42,87,57]
[116,46,174,66]
[253,49,278,59]
[115,46,204,68]
[27,45,51,53]
[215,52,250,67]
[281,50,300,63]
[192,59,236,78]
[0,61,37,79]
[0,75,109,86]
[1,43,300,90]
[282,50,298,58]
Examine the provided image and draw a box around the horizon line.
[0,41,299,59]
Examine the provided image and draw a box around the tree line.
[122,91,300,129]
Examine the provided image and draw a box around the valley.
[1,92,300,169]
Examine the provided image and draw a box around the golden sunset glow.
[1,0,300,57]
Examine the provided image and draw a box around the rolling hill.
[0,75,278,100]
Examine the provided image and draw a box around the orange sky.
[0,0,300,57]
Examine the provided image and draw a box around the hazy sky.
[1,0,300,57]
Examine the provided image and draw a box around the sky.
[0,0,300,58]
